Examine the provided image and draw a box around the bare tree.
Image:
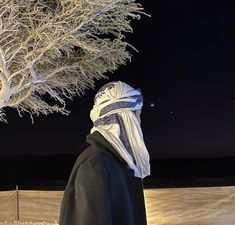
[0,0,146,122]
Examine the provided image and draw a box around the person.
[59,81,151,225]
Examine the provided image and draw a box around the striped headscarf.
[90,81,150,178]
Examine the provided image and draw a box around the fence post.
[16,185,19,221]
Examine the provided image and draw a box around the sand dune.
[144,186,235,225]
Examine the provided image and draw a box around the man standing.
[59,81,151,225]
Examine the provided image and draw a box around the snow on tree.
[0,0,147,122]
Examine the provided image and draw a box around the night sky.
[0,1,234,159]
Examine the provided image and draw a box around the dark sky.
[0,1,234,159]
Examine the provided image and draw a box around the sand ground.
[1,186,235,225]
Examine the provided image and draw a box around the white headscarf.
[90,81,150,178]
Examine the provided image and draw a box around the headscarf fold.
[90,81,150,178]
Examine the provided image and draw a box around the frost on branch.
[0,0,146,122]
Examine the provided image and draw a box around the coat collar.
[86,131,127,166]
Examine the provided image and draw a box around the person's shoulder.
[75,145,117,168]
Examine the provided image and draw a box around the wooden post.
[16,185,19,221]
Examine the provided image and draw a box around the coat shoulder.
[75,145,122,172]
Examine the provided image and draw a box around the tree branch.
[0,0,146,122]
[0,48,9,79]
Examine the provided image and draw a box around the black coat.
[59,131,147,225]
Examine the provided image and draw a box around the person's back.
[59,81,150,225]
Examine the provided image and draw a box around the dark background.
[0,0,234,189]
